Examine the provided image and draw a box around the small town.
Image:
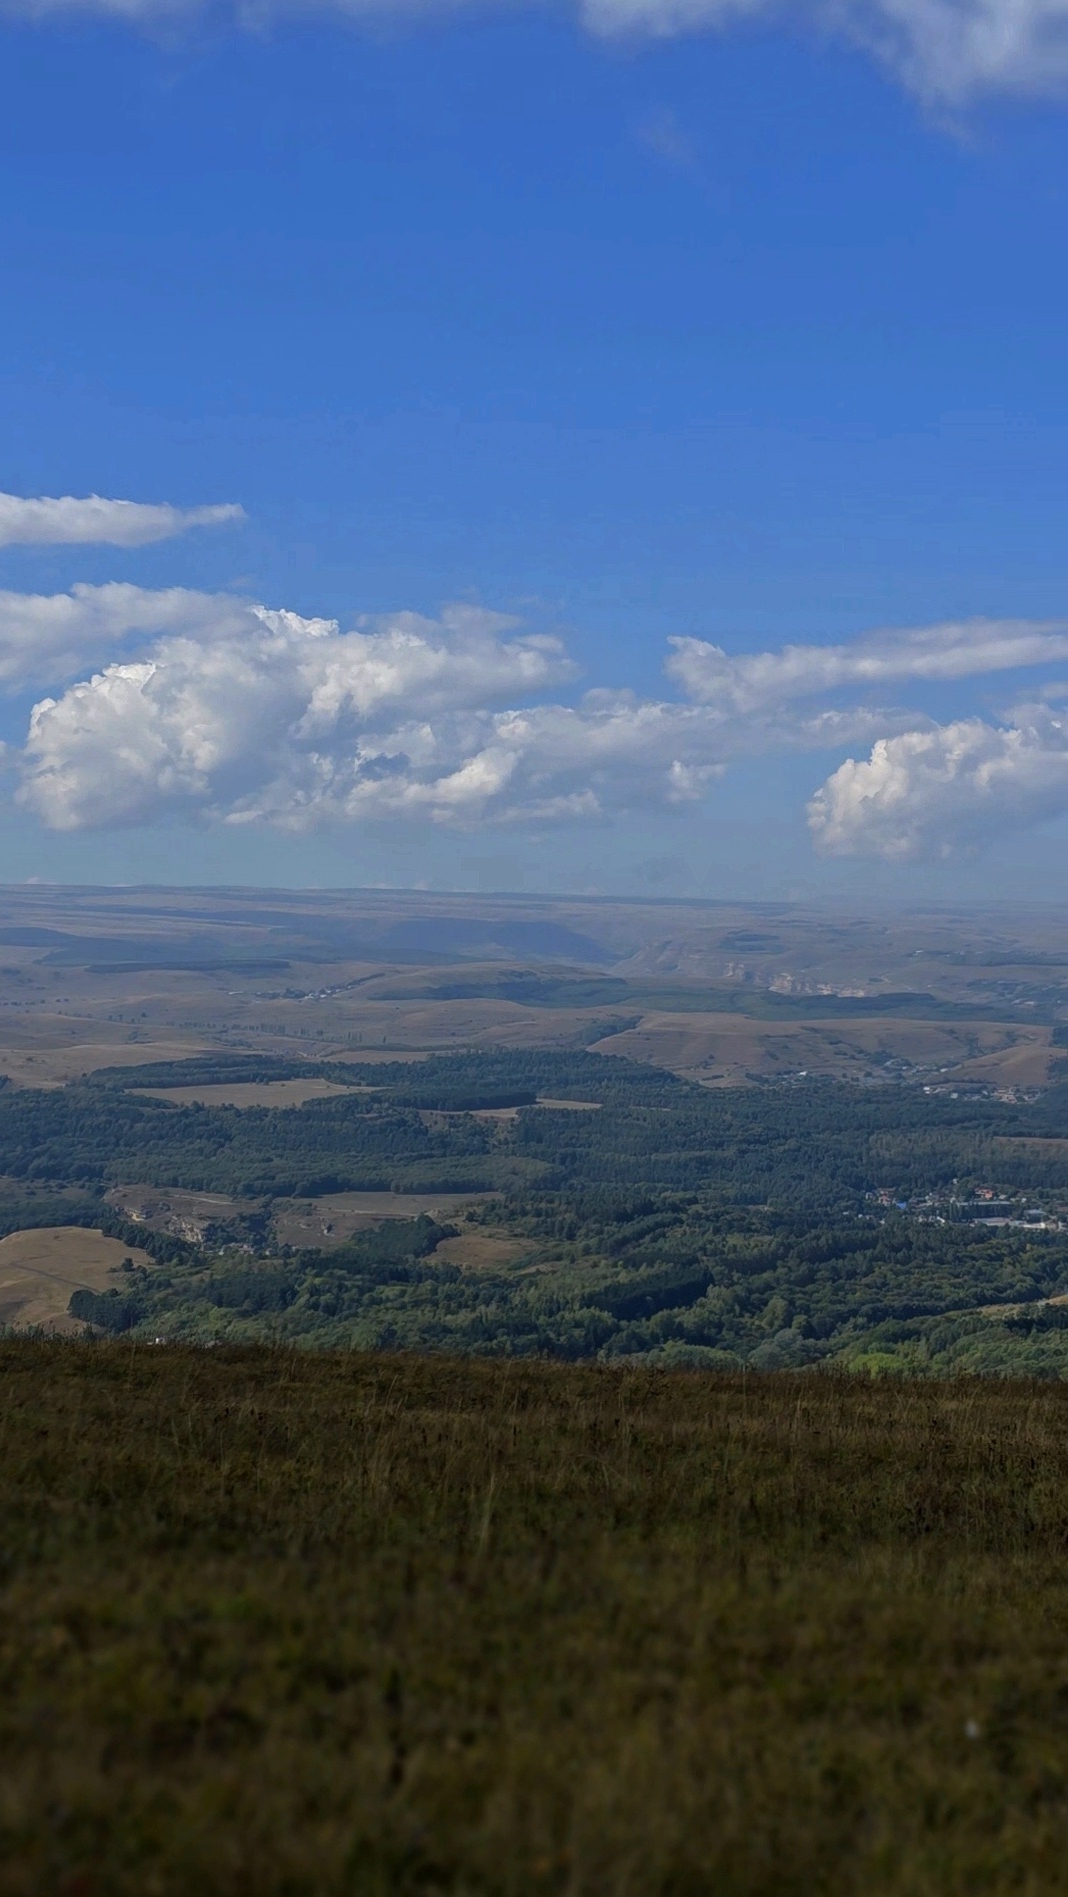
[872,1185,1063,1229]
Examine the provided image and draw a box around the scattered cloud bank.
[0,492,245,549]
[5,0,1068,99]
[667,619,1068,711]
[3,580,1067,858]
[808,700,1068,859]
[18,594,892,832]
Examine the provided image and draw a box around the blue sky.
[1,0,1067,897]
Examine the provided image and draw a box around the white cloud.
[666,618,1068,712]
[17,601,583,830]
[582,0,1068,100]
[16,588,911,832]
[0,492,245,549]
[0,581,270,693]
[11,584,1068,846]
[808,700,1068,859]
[5,0,1068,99]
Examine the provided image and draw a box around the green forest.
[6,1049,1068,1371]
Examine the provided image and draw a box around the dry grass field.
[433,1228,533,1271]
[0,1228,153,1332]
[5,1007,1052,1093]
[592,1012,1057,1087]
[996,1136,1068,1159]
[101,1185,499,1249]
[322,1047,430,1064]
[419,1096,602,1129]
[133,1078,355,1109]
[0,1039,217,1087]
[5,1344,1068,1894]
[944,1035,1061,1088]
[271,1190,501,1248]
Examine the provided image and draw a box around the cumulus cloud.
[14,588,909,832]
[666,618,1068,713]
[0,492,245,549]
[0,581,273,693]
[5,0,1068,100]
[10,584,1068,844]
[808,700,1068,859]
[17,601,583,830]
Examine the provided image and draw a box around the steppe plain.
[0,881,1063,1091]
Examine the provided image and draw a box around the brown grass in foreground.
[2,1345,1068,1895]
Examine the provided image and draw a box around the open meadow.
[589,1011,1056,1088]
[3,1343,1068,1896]
[0,1228,153,1333]
[131,1078,356,1109]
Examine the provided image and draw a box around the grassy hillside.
[3,1344,1068,1894]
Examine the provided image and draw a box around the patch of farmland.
[271,1188,502,1249]
[420,1095,603,1127]
[432,1229,532,1272]
[0,1039,216,1087]
[0,1226,154,1333]
[132,1078,357,1109]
